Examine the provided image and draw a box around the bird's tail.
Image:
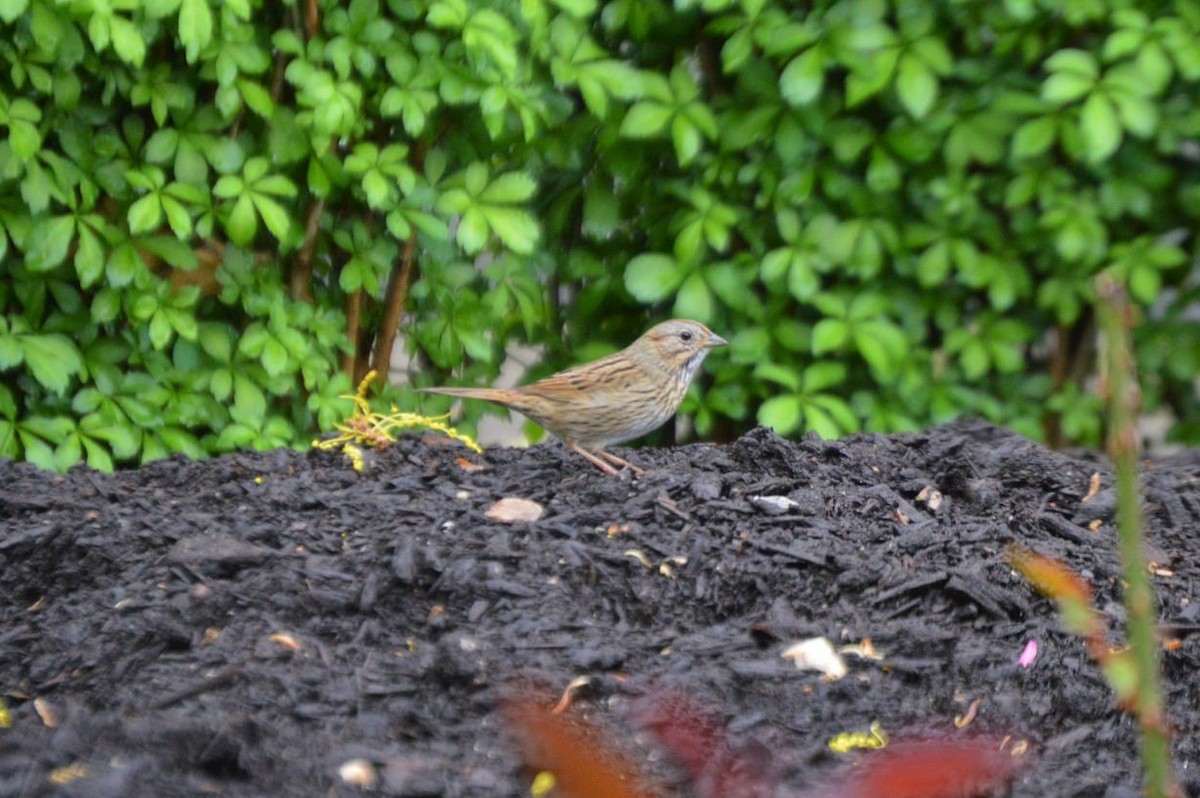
[418,386,523,406]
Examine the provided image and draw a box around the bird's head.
[632,319,727,382]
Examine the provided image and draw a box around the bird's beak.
[705,332,728,348]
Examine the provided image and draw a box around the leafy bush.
[2,0,1199,471]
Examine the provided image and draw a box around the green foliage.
[3,0,1200,472]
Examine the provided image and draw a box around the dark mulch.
[1,421,1198,797]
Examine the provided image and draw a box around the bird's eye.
[680,331,693,342]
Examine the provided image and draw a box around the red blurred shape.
[633,691,779,798]
[505,696,656,798]
[828,738,1026,798]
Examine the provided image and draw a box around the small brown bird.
[420,319,727,475]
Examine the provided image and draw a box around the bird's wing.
[522,351,642,407]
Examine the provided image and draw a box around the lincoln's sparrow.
[420,319,727,475]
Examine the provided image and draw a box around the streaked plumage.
[420,319,727,475]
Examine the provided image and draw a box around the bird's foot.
[595,448,645,477]
[568,444,644,477]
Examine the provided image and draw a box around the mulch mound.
[1,421,1197,797]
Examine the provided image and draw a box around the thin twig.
[1095,274,1179,798]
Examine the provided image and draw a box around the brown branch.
[696,35,729,98]
[369,230,418,381]
[290,197,325,302]
[305,0,320,38]
[270,53,288,104]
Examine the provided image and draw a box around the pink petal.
[1018,639,1038,668]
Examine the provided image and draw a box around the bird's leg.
[567,442,620,476]
[595,449,645,476]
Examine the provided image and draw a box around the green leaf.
[233,373,266,422]
[262,337,288,376]
[212,175,244,198]
[758,395,802,436]
[145,0,182,17]
[896,54,937,118]
[22,334,82,395]
[179,0,214,62]
[780,48,824,107]
[1042,74,1093,105]
[239,79,275,119]
[239,323,269,357]
[25,216,75,273]
[801,400,846,439]
[252,193,291,241]
[855,322,904,379]
[165,307,198,341]
[729,327,771,364]
[1103,28,1143,62]
[624,253,683,302]
[803,361,846,392]
[583,183,619,239]
[672,116,703,165]
[754,361,802,391]
[673,271,713,322]
[139,236,199,270]
[1011,116,1056,159]
[811,318,848,354]
[74,226,105,288]
[917,239,951,287]
[199,323,233,362]
[161,195,193,238]
[85,420,141,460]
[254,174,297,197]
[1045,49,1099,79]
[456,207,489,253]
[0,332,21,368]
[210,368,233,400]
[91,289,121,323]
[209,139,245,174]
[226,195,257,245]
[1080,93,1121,163]
[128,194,163,234]
[8,118,42,159]
[54,433,83,471]
[149,311,173,349]
[1128,264,1161,304]
[481,206,539,253]
[480,172,536,203]
[787,259,819,300]
[20,161,51,214]
[620,102,672,138]
[109,15,147,66]
[0,0,29,24]
[959,338,989,379]
[1111,92,1157,137]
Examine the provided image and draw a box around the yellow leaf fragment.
[829,721,889,753]
[312,370,483,465]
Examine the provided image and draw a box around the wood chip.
[916,484,943,510]
[781,637,848,680]
[34,697,58,727]
[954,697,982,728]
[485,497,544,523]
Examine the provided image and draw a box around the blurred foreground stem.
[1095,274,1178,798]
